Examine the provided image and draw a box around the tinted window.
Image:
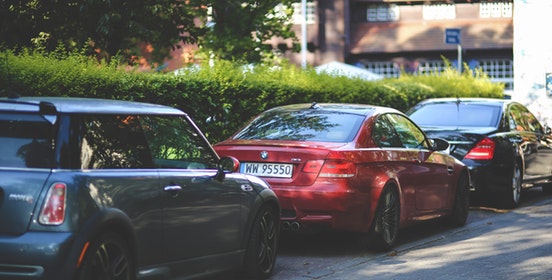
[409,103,501,127]
[233,110,364,142]
[142,115,219,169]
[372,116,402,148]
[80,115,153,169]
[509,104,543,133]
[0,113,55,168]
[386,114,429,149]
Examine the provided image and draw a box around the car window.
[0,113,55,168]
[80,115,153,169]
[386,114,429,149]
[509,104,543,133]
[372,116,402,148]
[141,115,219,169]
[233,110,364,142]
[409,103,501,127]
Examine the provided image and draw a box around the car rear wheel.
[446,172,470,227]
[243,205,279,279]
[76,232,135,280]
[501,160,522,209]
[362,186,400,251]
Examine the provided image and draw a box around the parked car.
[0,96,280,280]
[214,103,470,251]
[407,97,552,208]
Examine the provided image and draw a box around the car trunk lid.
[215,140,347,186]
[421,126,498,160]
[0,170,51,235]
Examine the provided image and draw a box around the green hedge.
[0,51,504,143]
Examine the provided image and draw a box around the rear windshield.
[0,113,55,168]
[408,103,501,127]
[233,110,365,142]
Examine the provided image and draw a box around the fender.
[57,208,137,279]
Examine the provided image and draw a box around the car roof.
[415,97,510,106]
[265,103,399,116]
[0,96,185,115]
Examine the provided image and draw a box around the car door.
[75,114,165,268]
[385,114,451,211]
[509,103,552,178]
[141,115,242,273]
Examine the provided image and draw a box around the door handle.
[164,185,183,197]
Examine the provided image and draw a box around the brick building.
[272,0,513,89]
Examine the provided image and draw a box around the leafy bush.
[0,50,504,143]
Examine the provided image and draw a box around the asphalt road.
[268,188,552,280]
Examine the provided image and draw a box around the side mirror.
[545,125,552,135]
[215,156,240,182]
[430,138,450,153]
[219,156,240,172]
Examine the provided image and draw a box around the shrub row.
[0,50,504,143]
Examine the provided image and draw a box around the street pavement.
[270,193,552,280]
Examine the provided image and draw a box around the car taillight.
[303,160,325,173]
[465,137,495,160]
[319,160,356,178]
[38,183,67,225]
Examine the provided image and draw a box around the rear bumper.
[0,231,77,279]
[466,160,513,194]
[273,183,374,233]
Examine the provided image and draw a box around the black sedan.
[407,98,552,208]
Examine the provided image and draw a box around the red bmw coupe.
[214,103,470,250]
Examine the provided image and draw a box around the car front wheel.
[243,205,279,279]
[76,232,135,280]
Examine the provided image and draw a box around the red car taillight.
[320,160,356,178]
[38,183,67,225]
[465,137,495,160]
[303,159,356,178]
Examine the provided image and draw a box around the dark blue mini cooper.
[0,96,280,280]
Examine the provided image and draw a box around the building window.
[292,2,316,25]
[480,2,513,18]
[477,59,514,90]
[423,4,456,20]
[363,61,400,78]
[417,60,447,75]
[367,4,400,22]
[416,59,513,90]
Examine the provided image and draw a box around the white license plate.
[240,162,293,178]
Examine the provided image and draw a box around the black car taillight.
[465,137,495,160]
[38,183,67,225]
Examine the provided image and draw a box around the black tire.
[500,160,522,209]
[446,172,470,227]
[76,232,135,280]
[243,205,279,279]
[364,186,400,251]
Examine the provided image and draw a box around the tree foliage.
[202,1,297,63]
[0,0,297,65]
